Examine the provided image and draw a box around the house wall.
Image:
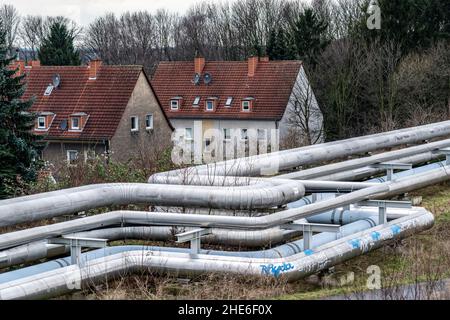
[109,72,173,163]
[170,118,278,161]
[41,141,106,168]
[279,67,324,145]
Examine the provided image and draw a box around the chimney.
[194,56,205,74]
[10,60,25,77]
[88,59,103,80]
[30,60,41,68]
[247,56,259,77]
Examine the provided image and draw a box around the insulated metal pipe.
[315,153,441,181]
[0,213,380,283]
[0,180,305,227]
[277,138,450,180]
[0,209,433,300]
[151,121,450,178]
[149,175,379,192]
[1,164,448,250]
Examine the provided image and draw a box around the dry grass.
[63,272,296,300]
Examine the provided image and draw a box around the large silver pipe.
[1,204,414,269]
[148,175,379,192]
[0,209,433,300]
[0,180,305,227]
[316,152,440,181]
[277,138,450,180]
[151,121,450,178]
[1,165,448,250]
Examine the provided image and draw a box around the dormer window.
[241,98,254,112]
[71,117,80,130]
[171,100,179,110]
[35,112,55,131]
[205,97,218,111]
[68,113,88,132]
[37,116,46,129]
[170,97,182,110]
[193,96,201,106]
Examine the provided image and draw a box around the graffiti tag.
[260,262,294,277]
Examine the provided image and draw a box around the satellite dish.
[60,119,68,131]
[52,74,61,88]
[192,73,201,85]
[203,72,212,85]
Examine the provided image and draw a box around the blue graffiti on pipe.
[304,249,314,256]
[348,239,361,249]
[391,225,401,235]
[371,231,381,241]
[260,263,295,277]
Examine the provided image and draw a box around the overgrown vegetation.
[0,20,43,199]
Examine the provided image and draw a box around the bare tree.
[18,15,45,60]
[283,67,324,146]
[17,15,82,61]
[0,4,20,52]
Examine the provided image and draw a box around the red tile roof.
[151,60,303,121]
[22,65,164,140]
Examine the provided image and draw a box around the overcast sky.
[2,0,235,27]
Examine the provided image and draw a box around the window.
[241,129,248,140]
[193,96,201,106]
[206,100,214,111]
[223,128,231,140]
[37,116,46,129]
[131,116,139,131]
[67,150,78,164]
[242,100,251,112]
[44,85,53,96]
[185,128,193,140]
[257,129,266,140]
[170,100,179,110]
[145,114,153,129]
[71,117,80,130]
[225,97,233,107]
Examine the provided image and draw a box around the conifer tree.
[0,21,43,198]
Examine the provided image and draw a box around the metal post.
[379,204,387,225]
[281,222,340,251]
[70,243,82,265]
[176,228,212,258]
[312,193,317,203]
[303,229,312,250]
[432,148,450,165]
[48,236,107,266]
[387,168,393,182]
[371,162,412,182]
[356,200,411,225]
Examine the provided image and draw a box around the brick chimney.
[248,56,259,77]
[194,56,205,74]
[88,59,102,80]
[30,60,41,68]
[10,60,25,77]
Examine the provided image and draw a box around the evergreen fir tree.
[290,8,330,66]
[266,27,296,60]
[0,21,43,198]
[38,20,81,66]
